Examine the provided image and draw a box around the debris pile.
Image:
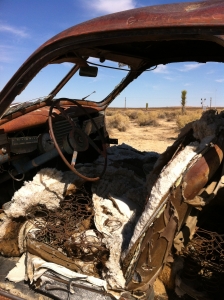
[0,144,158,299]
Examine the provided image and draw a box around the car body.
[0,1,224,299]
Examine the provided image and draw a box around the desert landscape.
[106,107,206,153]
[108,118,178,153]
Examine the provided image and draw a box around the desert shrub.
[137,111,159,126]
[105,109,118,116]
[125,110,140,120]
[105,110,113,116]
[167,111,180,118]
[106,113,129,131]
[156,110,181,121]
[176,111,202,129]
[157,112,166,119]
[165,110,181,121]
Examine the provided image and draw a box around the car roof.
[0,0,224,115]
[43,0,224,45]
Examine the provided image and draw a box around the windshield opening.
[13,60,128,105]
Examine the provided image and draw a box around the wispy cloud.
[151,84,161,90]
[153,65,169,74]
[164,76,174,81]
[0,44,29,64]
[215,78,224,83]
[84,0,136,14]
[0,24,28,38]
[206,70,214,75]
[178,63,203,72]
[184,83,191,86]
[0,45,14,63]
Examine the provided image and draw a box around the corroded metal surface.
[123,133,224,294]
[0,107,50,133]
[183,142,224,200]
[0,104,100,133]
[26,185,109,277]
[180,228,224,299]
[43,1,224,46]
[124,193,179,293]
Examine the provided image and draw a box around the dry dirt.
[108,119,179,153]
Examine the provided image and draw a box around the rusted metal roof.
[43,0,224,46]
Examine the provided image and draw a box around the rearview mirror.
[79,66,98,77]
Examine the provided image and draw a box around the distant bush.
[106,113,129,131]
[155,110,181,121]
[165,111,181,122]
[165,111,181,120]
[136,111,159,126]
[157,112,166,119]
[106,108,206,131]
[125,110,140,120]
[105,109,118,116]
[176,110,202,129]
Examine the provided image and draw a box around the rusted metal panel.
[183,143,223,200]
[123,135,224,294]
[0,101,101,127]
[0,107,51,133]
[125,200,178,292]
[0,105,100,133]
[43,1,224,47]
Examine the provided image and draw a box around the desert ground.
[106,107,188,153]
[108,118,178,153]
[106,107,223,153]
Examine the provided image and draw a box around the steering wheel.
[48,99,107,182]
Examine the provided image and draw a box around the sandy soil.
[108,119,178,153]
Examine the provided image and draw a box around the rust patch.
[183,144,223,200]
[185,4,201,12]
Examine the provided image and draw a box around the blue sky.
[0,0,223,108]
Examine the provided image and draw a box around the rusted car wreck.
[0,1,224,299]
